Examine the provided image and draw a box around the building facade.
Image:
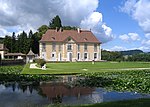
[0,44,8,59]
[39,28,101,62]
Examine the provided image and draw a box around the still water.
[0,81,149,107]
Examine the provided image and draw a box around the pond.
[0,80,149,107]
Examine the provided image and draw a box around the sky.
[0,0,150,52]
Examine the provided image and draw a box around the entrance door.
[69,53,72,61]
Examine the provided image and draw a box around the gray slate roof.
[27,49,35,56]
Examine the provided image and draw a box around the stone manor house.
[39,28,101,62]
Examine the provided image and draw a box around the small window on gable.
[68,38,71,41]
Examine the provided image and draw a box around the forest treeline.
[2,15,77,54]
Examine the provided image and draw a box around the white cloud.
[121,0,150,35]
[110,46,127,51]
[145,33,150,39]
[119,32,140,42]
[80,12,102,30]
[142,39,150,46]
[80,12,113,43]
[138,46,150,52]
[0,26,11,37]
[119,34,129,41]
[140,39,150,52]
[0,0,113,43]
[128,33,140,41]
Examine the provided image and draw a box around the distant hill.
[120,50,144,55]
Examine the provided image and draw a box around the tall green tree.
[37,25,49,38]
[31,32,40,54]
[49,15,62,29]
[28,30,33,48]
[11,32,17,53]
[18,31,30,54]
[3,35,12,53]
[63,26,77,30]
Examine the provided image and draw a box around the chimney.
[59,27,63,32]
[55,27,58,32]
[77,28,81,33]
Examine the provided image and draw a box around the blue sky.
[97,0,149,52]
[0,0,150,52]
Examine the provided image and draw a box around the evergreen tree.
[49,15,62,29]
[31,32,40,54]
[28,30,33,48]
[3,35,12,53]
[11,32,16,53]
[18,31,30,54]
[28,30,33,39]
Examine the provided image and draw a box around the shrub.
[35,59,46,68]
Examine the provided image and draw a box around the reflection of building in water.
[40,82,95,103]
[61,75,79,83]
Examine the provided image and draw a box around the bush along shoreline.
[0,65,58,83]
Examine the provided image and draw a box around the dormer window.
[84,38,88,41]
[52,37,55,40]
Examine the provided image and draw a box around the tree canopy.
[49,15,62,29]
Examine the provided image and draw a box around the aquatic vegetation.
[77,70,150,94]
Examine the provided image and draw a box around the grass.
[46,98,150,107]
[73,98,150,107]
[22,62,150,74]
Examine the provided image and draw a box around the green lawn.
[72,98,150,107]
[22,62,150,74]
[46,98,150,107]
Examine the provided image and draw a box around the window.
[94,53,97,59]
[94,44,97,51]
[52,54,55,57]
[78,44,80,51]
[84,44,87,51]
[77,53,80,60]
[59,45,61,51]
[52,43,56,51]
[84,53,87,60]
[67,44,72,51]
[42,43,46,52]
